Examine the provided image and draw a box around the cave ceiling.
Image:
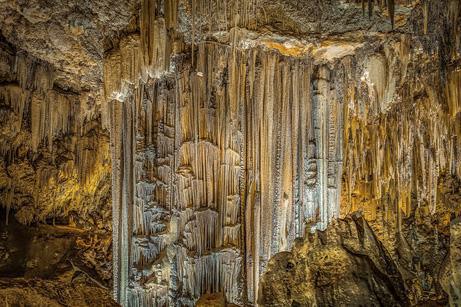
[0,0,421,92]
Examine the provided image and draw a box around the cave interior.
[0,0,460,306]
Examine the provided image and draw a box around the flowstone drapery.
[104,1,461,306]
[106,30,344,306]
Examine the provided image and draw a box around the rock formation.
[0,0,460,306]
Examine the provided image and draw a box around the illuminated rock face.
[1,0,461,306]
[261,3,461,307]
[107,38,344,305]
[0,37,114,302]
[259,213,409,306]
[0,41,111,231]
[104,1,461,306]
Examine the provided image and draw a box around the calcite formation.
[0,24,114,303]
[107,36,344,305]
[0,39,111,230]
[0,0,460,306]
[106,1,461,306]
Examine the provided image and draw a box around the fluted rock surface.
[0,21,114,302]
[261,1,461,305]
[106,27,347,306]
[0,0,460,306]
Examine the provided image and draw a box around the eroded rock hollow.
[0,0,460,306]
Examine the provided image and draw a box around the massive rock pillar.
[106,2,346,306]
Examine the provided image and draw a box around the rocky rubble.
[0,210,116,306]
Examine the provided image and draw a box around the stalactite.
[423,0,429,35]
[140,0,178,77]
[446,69,461,118]
[341,36,461,260]
[0,48,111,231]
[353,0,395,27]
[106,2,461,306]
[109,35,345,305]
[3,1,461,306]
[388,0,395,28]
[185,0,259,39]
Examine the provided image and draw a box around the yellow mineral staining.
[341,38,461,256]
[0,84,27,133]
[0,51,111,229]
[2,0,461,306]
[260,40,309,57]
[312,41,364,63]
[30,90,74,152]
[446,69,461,118]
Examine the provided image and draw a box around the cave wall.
[0,37,111,228]
[106,0,461,306]
[260,34,461,301]
[104,0,461,306]
[260,1,461,306]
[0,0,460,306]
[0,37,113,289]
[107,33,345,305]
[340,34,461,305]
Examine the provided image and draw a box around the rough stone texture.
[443,218,461,306]
[0,0,138,91]
[0,0,460,306]
[260,0,461,303]
[0,211,116,306]
[196,293,227,307]
[0,29,113,290]
[0,277,118,307]
[259,213,409,306]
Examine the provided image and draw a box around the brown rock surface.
[196,293,227,307]
[0,0,460,306]
[259,214,409,306]
[0,210,116,306]
[0,277,118,307]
